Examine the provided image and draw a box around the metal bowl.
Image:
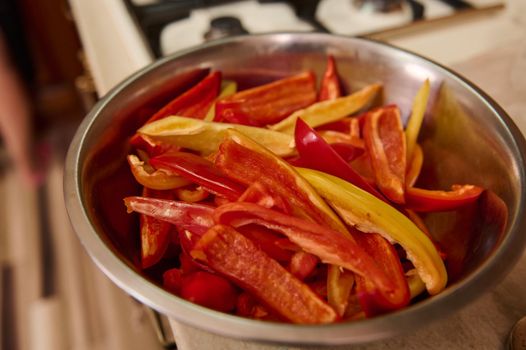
[64,33,526,346]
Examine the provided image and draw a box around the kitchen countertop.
[65,0,526,349]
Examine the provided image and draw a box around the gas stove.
[124,0,504,57]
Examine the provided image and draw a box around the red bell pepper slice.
[237,224,296,262]
[163,268,238,312]
[294,117,386,201]
[214,129,348,233]
[191,224,339,324]
[178,270,239,312]
[236,292,272,319]
[138,188,175,269]
[237,181,292,214]
[353,231,410,317]
[405,185,484,212]
[163,268,183,294]
[148,71,222,123]
[129,134,180,157]
[318,55,342,101]
[363,105,407,204]
[150,151,246,201]
[289,251,318,280]
[330,143,364,163]
[124,196,216,266]
[124,196,214,236]
[213,202,396,294]
[214,71,317,126]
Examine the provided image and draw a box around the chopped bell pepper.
[204,80,238,121]
[269,83,382,134]
[214,71,317,126]
[178,270,239,312]
[237,224,296,262]
[294,118,385,200]
[214,129,347,233]
[124,196,215,236]
[317,130,365,149]
[127,154,191,190]
[327,267,355,316]
[289,251,318,280]
[329,143,364,163]
[405,79,430,163]
[191,224,339,324]
[406,143,423,188]
[353,231,410,316]
[214,129,361,313]
[175,186,210,203]
[150,152,246,201]
[138,116,295,157]
[129,134,180,157]
[296,168,448,296]
[406,269,426,299]
[363,105,407,204]
[237,181,292,214]
[138,188,175,268]
[214,202,396,295]
[318,55,342,101]
[148,71,222,123]
[405,185,484,212]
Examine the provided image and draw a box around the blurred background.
[1,0,525,349]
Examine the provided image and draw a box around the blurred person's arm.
[0,31,40,185]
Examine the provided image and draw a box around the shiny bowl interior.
[64,33,526,345]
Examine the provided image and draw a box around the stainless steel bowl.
[64,33,526,346]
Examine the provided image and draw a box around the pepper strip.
[214,202,395,293]
[296,168,447,295]
[405,185,483,212]
[148,71,222,123]
[294,118,385,200]
[215,71,317,126]
[363,105,407,204]
[137,188,175,268]
[353,231,410,316]
[214,129,355,314]
[191,224,339,324]
[124,196,214,236]
[406,143,423,188]
[127,154,191,190]
[319,55,342,101]
[269,83,381,134]
[150,151,246,201]
[138,116,295,157]
[405,79,430,163]
[214,129,347,233]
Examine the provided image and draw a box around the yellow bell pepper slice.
[269,83,382,134]
[296,167,447,295]
[405,79,430,163]
[138,116,295,157]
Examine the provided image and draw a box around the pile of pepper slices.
[124,56,484,324]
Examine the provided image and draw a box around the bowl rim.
[64,32,526,345]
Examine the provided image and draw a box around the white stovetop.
[61,1,526,349]
[68,0,525,96]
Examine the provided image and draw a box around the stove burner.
[353,0,404,13]
[204,16,249,41]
